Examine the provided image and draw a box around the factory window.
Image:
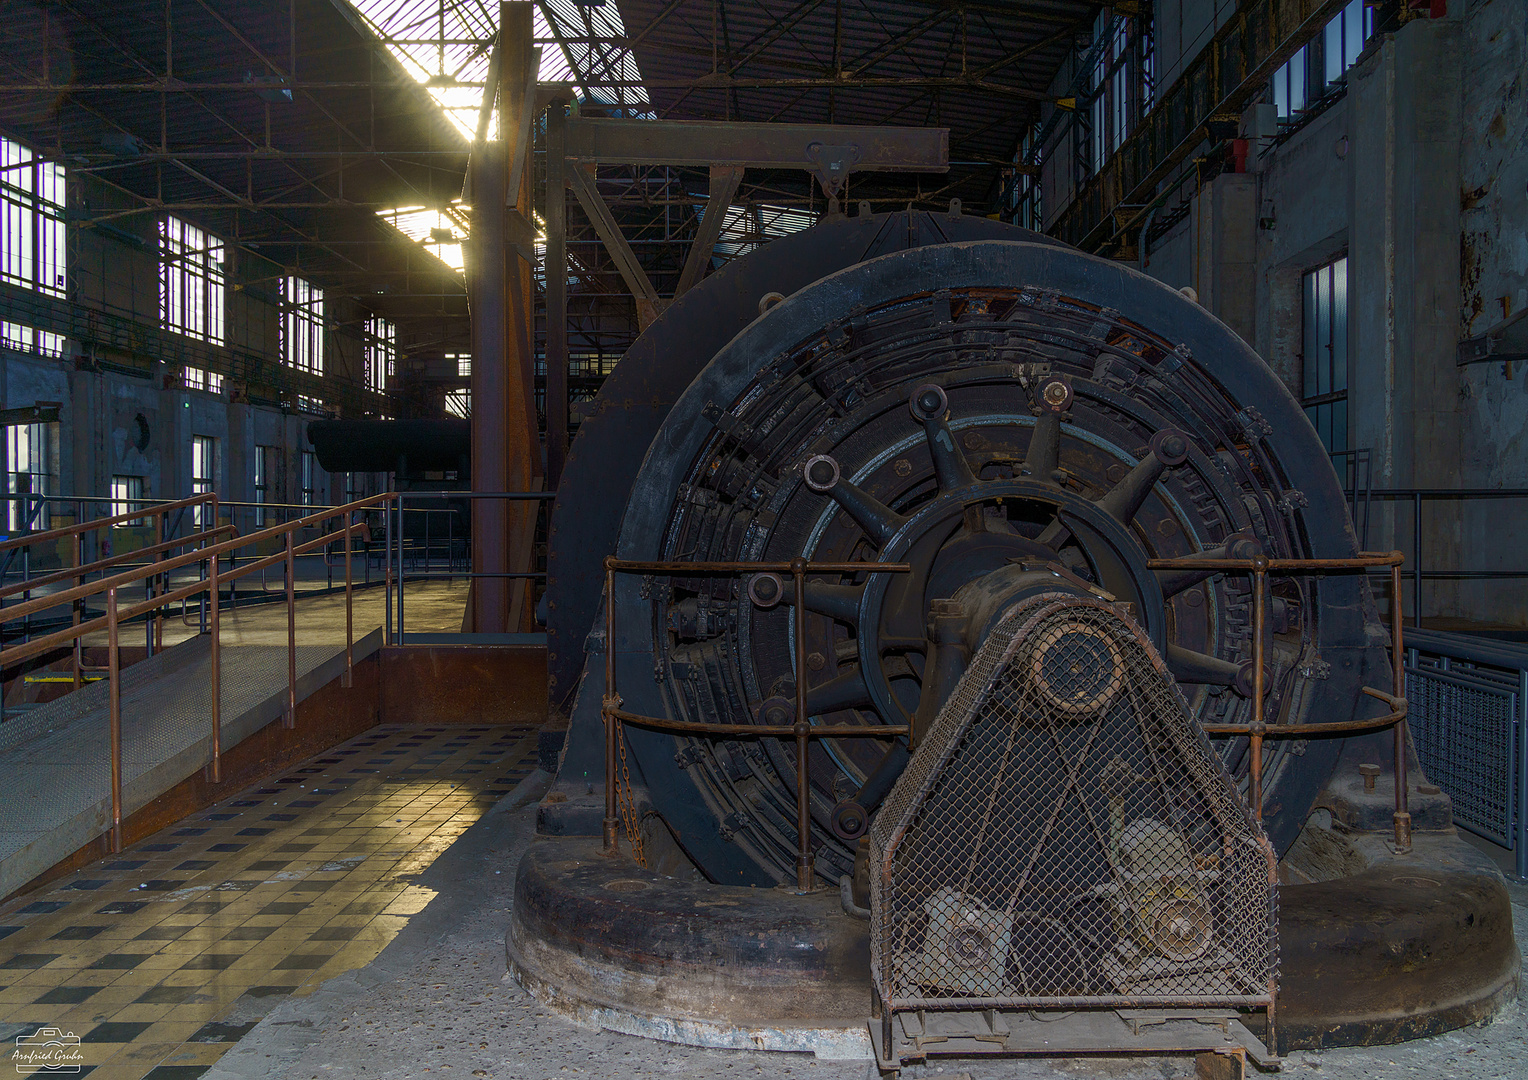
[160,216,225,346]
[365,314,395,394]
[1302,257,1348,456]
[183,366,223,394]
[1083,11,1152,175]
[1271,46,1309,118]
[281,276,324,376]
[0,322,64,358]
[110,475,146,528]
[300,449,317,507]
[444,389,470,419]
[452,353,471,377]
[192,435,216,530]
[1011,127,1043,232]
[6,422,51,531]
[1272,0,1374,119]
[253,444,277,527]
[0,135,66,298]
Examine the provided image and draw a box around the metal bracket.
[805,141,862,201]
[1459,307,1528,371]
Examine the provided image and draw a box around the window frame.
[365,314,396,394]
[192,434,217,530]
[0,134,66,300]
[110,475,147,528]
[1300,255,1349,457]
[253,444,276,527]
[281,275,325,376]
[6,421,52,531]
[160,215,227,347]
[300,449,317,508]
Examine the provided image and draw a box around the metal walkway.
[0,628,382,898]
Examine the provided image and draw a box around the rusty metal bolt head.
[1149,428,1192,467]
[908,383,948,422]
[1040,377,1072,412]
[1358,763,1381,791]
[803,454,841,493]
[758,696,794,727]
[830,799,869,840]
[747,572,785,609]
[1234,660,1270,699]
[1225,530,1264,561]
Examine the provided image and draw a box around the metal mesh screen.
[870,595,1277,1011]
[1406,664,1519,848]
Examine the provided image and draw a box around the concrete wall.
[1057,6,1528,626]
[1153,0,1240,89]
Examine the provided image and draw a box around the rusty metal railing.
[1145,550,1412,849]
[602,549,1416,886]
[0,493,399,854]
[0,493,230,692]
[601,556,912,891]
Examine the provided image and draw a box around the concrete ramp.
[0,628,382,897]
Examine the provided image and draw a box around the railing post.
[396,496,405,641]
[71,534,83,690]
[107,585,123,854]
[153,506,166,653]
[1517,667,1528,881]
[1413,492,1422,627]
[1391,561,1411,850]
[792,556,816,891]
[384,497,394,646]
[343,512,354,688]
[209,537,222,784]
[284,529,296,729]
[602,559,619,854]
[1249,557,1268,822]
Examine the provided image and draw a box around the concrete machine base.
[508,832,1519,1063]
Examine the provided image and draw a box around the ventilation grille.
[870,595,1277,1011]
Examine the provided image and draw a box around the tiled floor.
[0,723,537,1079]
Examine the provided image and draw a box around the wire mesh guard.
[1406,661,1519,848]
[870,595,1278,1012]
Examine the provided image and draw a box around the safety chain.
[614,715,647,867]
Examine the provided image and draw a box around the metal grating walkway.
[0,629,383,898]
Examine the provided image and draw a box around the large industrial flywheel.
[513,213,1518,1070]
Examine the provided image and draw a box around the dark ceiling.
[613,0,1097,210]
[0,0,1099,362]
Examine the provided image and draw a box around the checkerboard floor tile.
[0,725,537,1080]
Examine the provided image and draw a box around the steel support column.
[546,100,570,488]
[467,3,523,633]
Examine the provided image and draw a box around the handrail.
[0,492,397,854]
[0,525,238,602]
[0,486,557,862]
[0,492,217,554]
[1145,549,1411,849]
[0,493,395,632]
[601,556,914,889]
[600,547,1415,888]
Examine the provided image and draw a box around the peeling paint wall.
[1449,0,1528,622]
[1122,6,1528,627]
